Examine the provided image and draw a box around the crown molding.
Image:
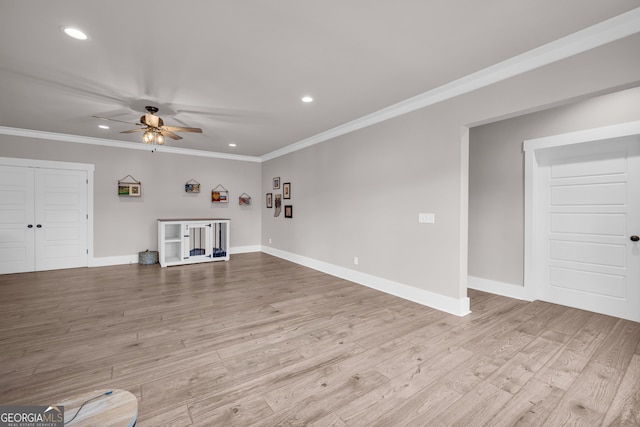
[260,7,640,162]
[0,126,262,163]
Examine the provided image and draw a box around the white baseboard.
[468,276,534,301]
[230,245,262,254]
[89,254,138,267]
[262,246,471,317]
[89,245,261,267]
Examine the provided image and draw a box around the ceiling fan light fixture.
[142,130,154,144]
[102,106,202,145]
[61,26,89,40]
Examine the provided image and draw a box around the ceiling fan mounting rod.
[145,106,159,114]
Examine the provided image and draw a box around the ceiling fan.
[94,106,202,145]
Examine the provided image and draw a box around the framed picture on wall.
[284,205,293,218]
[266,193,273,208]
[211,190,229,202]
[273,177,280,189]
[274,194,282,217]
[118,183,141,197]
[211,184,229,203]
[283,182,291,199]
[129,184,141,196]
[185,179,201,193]
[118,175,141,197]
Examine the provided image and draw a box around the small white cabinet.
[158,218,230,267]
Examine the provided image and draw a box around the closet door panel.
[0,165,35,274]
[34,168,88,271]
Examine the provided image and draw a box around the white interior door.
[535,136,639,322]
[34,168,88,271]
[0,165,35,274]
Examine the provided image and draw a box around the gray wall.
[468,86,640,286]
[0,136,261,258]
[262,34,640,301]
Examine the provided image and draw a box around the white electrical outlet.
[419,213,435,224]
[269,238,272,244]
[354,256,359,265]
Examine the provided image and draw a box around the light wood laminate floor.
[1,253,639,426]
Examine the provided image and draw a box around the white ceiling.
[1,1,639,159]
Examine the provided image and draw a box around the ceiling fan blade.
[161,125,203,133]
[142,113,161,128]
[161,130,182,140]
[92,115,141,126]
[120,128,146,134]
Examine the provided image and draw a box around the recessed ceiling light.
[61,26,88,40]
[98,124,109,129]
[228,143,237,147]
[301,96,313,103]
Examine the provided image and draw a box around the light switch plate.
[419,213,435,224]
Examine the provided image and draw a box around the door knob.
[632,235,640,242]
[36,224,42,228]
[27,224,33,228]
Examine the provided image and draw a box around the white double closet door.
[0,165,89,274]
